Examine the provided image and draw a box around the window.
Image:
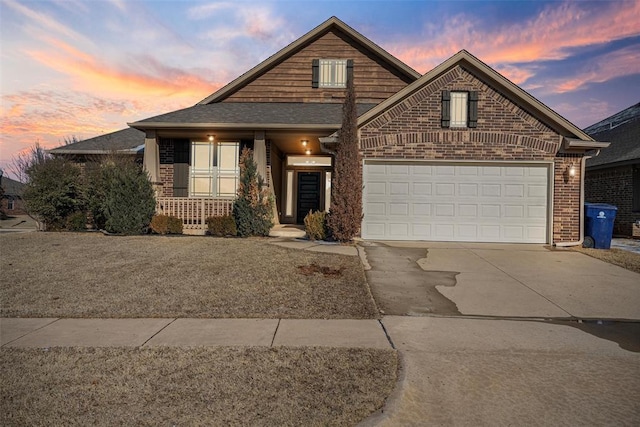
[7,198,14,210]
[441,90,478,128]
[312,59,353,88]
[189,141,239,197]
[450,92,468,127]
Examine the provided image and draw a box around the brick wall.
[159,139,174,197]
[359,65,583,243]
[585,165,635,236]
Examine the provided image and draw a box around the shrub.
[233,148,274,237]
[304,210,328,241]
[23,157,85,231]
[65,211,87,231]
[150,214,183,235]
[327,67,362,242]
[206,215,237,237]
[87,157,156,235]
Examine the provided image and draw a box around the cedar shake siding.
[222,30,413,104]
[359,65,582,243]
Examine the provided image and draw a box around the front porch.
[156,197,234,234]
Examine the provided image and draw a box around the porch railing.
[156,197,235,232]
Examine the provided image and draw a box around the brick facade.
[359,65,583,243]
[159,138,174,197]
[585,165,636,236]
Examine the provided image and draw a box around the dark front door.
[296,172,321,223]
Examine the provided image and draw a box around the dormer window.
[441,90,478,128]
[312,59,353,88]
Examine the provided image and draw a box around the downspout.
[554,150,600,247]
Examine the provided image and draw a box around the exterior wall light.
[301,140,308,146]
[568,163,576,177]
[208,135,215,142]
[305,149,312,155]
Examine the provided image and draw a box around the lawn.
[571,246,640,274]
[0,232,395,426]
[0,232,378,319]
[1,346,397,426]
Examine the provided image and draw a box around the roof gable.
[586,103,640,167]
[359,50,593,142]
[197,16,420,104]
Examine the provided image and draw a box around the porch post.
[253,131,267,182]
[253,131,279,225]
[143,130,160,182]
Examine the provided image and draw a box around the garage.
[362,162,550,243]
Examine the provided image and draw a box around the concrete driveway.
[361,241,640,320]
[359,242,640,426]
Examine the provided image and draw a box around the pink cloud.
[26,38,218,98]
[390,0,640,82]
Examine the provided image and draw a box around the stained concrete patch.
[144,318,278,347]
[0,318,58,345]
[5,318,173,348]
[273,319,391,348]
[362,243,461,316]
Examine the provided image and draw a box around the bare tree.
[9,142,50,183]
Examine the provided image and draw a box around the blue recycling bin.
[584,203,617,249]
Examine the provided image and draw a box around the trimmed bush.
[87,157,155,235]
[304,210,328,241]
[150,214,183,235]
[232,148,273,237]
[206,215,237,237]
[65,211,87,231]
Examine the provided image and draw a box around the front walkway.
[1,318,390,349]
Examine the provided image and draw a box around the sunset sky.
[1,0,639,176]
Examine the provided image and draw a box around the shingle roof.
[0,175,25,196]
[131,102,378,128]
[586,103,640,168]
[49,128,145,155]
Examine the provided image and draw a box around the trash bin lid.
[584,203,617,211]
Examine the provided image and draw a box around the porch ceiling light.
[301,140,308,146]
[208,135,215,142]
[305,149,312,155]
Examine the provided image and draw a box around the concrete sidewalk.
[0,318,391,349]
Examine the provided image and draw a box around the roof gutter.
[128,122,341,131]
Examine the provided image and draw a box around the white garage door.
[362,162,549,243]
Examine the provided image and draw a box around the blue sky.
[1,0,639,172]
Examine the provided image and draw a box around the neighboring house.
[584,103,640,237]
[50,127,145,163]
[53,17,607,244]
[0,175,26,216]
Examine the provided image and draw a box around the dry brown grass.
[0,346,397,426]
[571,246,640,274]
[0,233,378,319]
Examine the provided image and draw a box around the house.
[584,103,640,237]
[0,174,26,216]
[52,16,607,244]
